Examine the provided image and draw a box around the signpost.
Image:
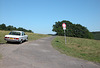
[62,23,66,44]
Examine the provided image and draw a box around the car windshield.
[9,32,21,36]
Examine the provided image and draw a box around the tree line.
[92,31,100,40]
[0,23,33,33]
[52,20,93,39]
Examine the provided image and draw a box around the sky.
[0,0,100,34]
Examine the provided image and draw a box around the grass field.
[0,30,50,43]
[52,36,100,63]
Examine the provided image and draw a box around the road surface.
[0,36,100,68]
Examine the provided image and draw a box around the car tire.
[26,37,28,41]
[7,41,10,43]
[20,40,23,44]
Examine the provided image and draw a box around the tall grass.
[26,32,50,41]
[0,30,10,43]
[52,36,100,63]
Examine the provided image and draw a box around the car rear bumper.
[4,38,20,42]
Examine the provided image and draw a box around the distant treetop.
[0,23,33,33]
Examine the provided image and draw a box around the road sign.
[62,23,66,44]
[63,27,66,30]
[62,23,66,28]
[62,23,66,30]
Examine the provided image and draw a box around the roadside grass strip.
[52,36,100,63]
[0,30,10,43]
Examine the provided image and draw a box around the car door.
[22,32,27,40]
[21,32,25,40]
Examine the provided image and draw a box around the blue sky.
[0,0,100,34]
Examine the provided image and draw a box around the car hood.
[5,35,22,38]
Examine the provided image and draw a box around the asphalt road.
[0,36,100,68]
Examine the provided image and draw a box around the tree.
[17,27,25,31]
[27,30,33,32]
[0,23,33,33]
[52,20,74,36]
[52,20,93,39]
[0,23,6,30]
[6,25,14,30]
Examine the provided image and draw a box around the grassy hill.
[0,30,50,44]
[52,36,100,63]
[92,31,100,40]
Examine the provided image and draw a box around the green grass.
[26,32,50,41]
[0,30,50,43]
[52,36,100,63]
[0,30,10,43]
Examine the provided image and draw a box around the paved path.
[0,36,100,68]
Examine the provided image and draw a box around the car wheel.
[20,40,23,44]
[7,41,10,43]
[26,37,28,41]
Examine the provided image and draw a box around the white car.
[4,31,28,43]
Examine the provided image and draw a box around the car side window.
[22,32,24,36]
[22,32,25,36]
